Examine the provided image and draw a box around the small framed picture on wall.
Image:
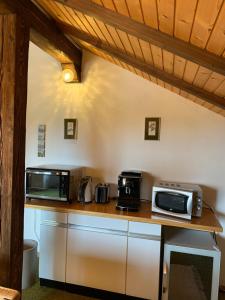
[144,117,161,140]
[64,119,77,139]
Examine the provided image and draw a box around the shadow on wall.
[201,185,218,209]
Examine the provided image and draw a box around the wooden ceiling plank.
[75,11,99,36]
[141,0,159,29]
[193,66,212,88]
[157,0,174,35]
[36,0,64,23]
[108,0,144,63]
[139,0,161,79]
[203,73,225,93]
[190,0,223,49]
[174,0,198,84]
[116,29,135,56]
[126,0,143,23]
[175,0,198,42]
[94,19,118,46]
[99,0,133,55]
[139,40,153,65]
[111,1,137,57]
[214,79,225,97]
[150,45,163,70]
[64,26,225,109]
[121,1,146,63]
[206,3,225,55]
[174,56,186,79]
[183,61,199,84]
[54,0,225,76]
[157,0,175,82]
[53,1,88,32]
[184,0,223,95]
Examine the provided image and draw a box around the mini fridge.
[162,227,221,300]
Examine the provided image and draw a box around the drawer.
[129,221,161,237]
[68,213,128,232]
[41,210,67,224]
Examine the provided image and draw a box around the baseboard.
[40,278,143,300]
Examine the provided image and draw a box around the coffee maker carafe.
[116,171,142,211]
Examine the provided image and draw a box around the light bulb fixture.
[62,68,74,82]
[61,63,78,83]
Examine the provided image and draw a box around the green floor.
[22,281,99,300]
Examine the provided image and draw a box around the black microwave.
[26,165,82,202]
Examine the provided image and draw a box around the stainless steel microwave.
[26,165,82,202]
[152,181,203,220]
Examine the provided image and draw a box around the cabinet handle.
[68,224,127,236]
[163,263,168,294]
[41,220,67,228]
[128,232,161,241]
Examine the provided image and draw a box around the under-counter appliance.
[78,176,92,203]
[162,227,220,300]
[152,181,202,220]
[116,170,142,211]
[95,183,110,203]
[26,164,82,203]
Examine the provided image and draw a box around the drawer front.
[41,210,67,224]
[129,221,161,237]
[68,213,128,232]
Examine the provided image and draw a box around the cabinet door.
[126,237,161,300]
[39,211,67,282]
[66,227,127,293]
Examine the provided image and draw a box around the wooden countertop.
[25,199,223,233]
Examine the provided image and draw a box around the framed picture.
[144,117,161,140]
[38,124,46,157]
[64,119,77,139]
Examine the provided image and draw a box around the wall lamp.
[61,63,79,83]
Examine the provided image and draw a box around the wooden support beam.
[4,0,82,81]
[0,12,29,291]
[61,25,225,110]
[55,0,225,77]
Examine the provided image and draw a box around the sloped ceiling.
[34,0,225,116]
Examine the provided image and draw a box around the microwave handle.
[162,262,168,294]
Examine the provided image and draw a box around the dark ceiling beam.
[60,24,225,110]
[3,0,82,80]
[55,0,225,77]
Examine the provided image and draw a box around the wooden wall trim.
[0,12,29,291]
[55,0,225,77]
[62,25,225,110]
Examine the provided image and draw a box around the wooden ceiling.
[33,0,225,116]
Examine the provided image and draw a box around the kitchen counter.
[25,199,223,233]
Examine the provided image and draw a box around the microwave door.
[27,172,61,200]
[155,191,193,219]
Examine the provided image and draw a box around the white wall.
[26,43,225,283]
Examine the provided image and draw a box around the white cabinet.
[126,222,161,300]
[39,211,68,282]
[66,213,128,293]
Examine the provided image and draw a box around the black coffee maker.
[116,171,142,211]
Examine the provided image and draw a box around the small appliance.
[26,164,82,203]
[78,176,92,203]
[116,170,142,211]
[152,180,203,220]
[95,183,110,203]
